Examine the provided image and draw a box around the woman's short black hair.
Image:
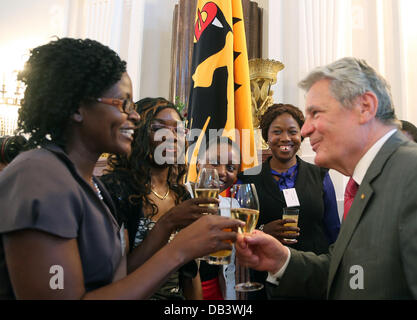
[17,37,127,147]
[260,103,305,142]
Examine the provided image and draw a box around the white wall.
[0,0,68,73]
[139,0,178,98]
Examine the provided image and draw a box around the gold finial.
[249,59,284,84]
[248,59,285,149]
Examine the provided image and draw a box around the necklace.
[151,186,170,200]
[93,182,104,201]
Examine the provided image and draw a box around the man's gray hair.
[298,57,398,125]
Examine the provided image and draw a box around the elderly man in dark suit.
[235,57,417,299]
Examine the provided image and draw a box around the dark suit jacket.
[267,131,417,299]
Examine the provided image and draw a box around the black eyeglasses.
[96,98,136,114]
[150,123,189,136]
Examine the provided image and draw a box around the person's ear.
[358,91,378,124]
[71,102,89,123]
[71,109,83,123]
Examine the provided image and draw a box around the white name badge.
[283,188,300,207]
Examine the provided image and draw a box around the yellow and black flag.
[187,0,257,182]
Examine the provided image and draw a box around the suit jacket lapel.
[327,131,408,296]
[327,182,373,295]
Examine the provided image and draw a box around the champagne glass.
[195,168,231,264]
[194,168,220,208]
[231,183,264,292]
[282,207,299,243]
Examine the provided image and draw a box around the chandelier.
[0,71,23,136]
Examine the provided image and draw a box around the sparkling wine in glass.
[195,168,220,208]
[195,168,231,264]
[231,183,264,292]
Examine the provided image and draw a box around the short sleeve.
[0,151,82,238]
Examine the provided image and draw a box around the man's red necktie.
[343,177,359,220]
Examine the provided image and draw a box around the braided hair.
[106,97,189,217]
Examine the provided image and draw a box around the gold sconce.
[249,58,284,149]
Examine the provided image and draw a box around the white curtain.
[298,0,352,73]
[268,0,417,130]
[66,0,145,101]
[268,0,352,113]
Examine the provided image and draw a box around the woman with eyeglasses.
[0,38,242,299]
[100,97,215,300]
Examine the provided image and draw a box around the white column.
[109,0,124,52]
[400,0,417,122]
[126,0,145,101]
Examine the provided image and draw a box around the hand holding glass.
[195,168,220,208]
[195,168,231,265]
[230,183,263,292]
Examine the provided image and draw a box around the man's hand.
[235,230,289,274]
[170,215,245,262]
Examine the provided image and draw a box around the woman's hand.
[262,219,300,245]
[128,197,220,272]
[169,215,244,262]
[160,197,219,231]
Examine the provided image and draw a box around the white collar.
[352,129,397,185]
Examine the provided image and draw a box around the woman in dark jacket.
[238,103,340,299]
